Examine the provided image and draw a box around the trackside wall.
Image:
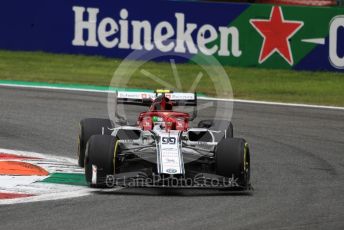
[0,0,344,71]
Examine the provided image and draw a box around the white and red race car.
[77,90,251,190]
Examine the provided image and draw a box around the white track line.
[198,97,344,110]
[0,190,91,205]
[0,83,110,94]
[0,83,344,111]
[0,148,77,164]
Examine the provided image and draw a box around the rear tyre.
[84,135,117,188]
[216,138,250,188]
[198,120,233,139]
[78,118,113,167]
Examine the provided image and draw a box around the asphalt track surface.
[0,86,343,230]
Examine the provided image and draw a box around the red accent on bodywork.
[176,119,186,131]
[142,116,153,130]
[138,111,190,131]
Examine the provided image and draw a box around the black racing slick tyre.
[78,118,113,167]
[84,135,118,188]
[198,120,233,139]
[216,138,250,188]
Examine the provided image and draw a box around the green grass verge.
[0,50,343,106]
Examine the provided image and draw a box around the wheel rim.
[244,143,250,184]
[113,140,119,174]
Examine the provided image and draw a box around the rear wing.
[114,90,198,124]
[116,91,197,106]
[116,92,155,106]
[164,92,197,106]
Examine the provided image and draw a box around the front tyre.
[216,138,250,189]
[78,118,113,167]
[84,135,117,188]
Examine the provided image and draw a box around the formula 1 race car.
[77,90,251,190]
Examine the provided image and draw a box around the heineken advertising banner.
[1,0,344,71]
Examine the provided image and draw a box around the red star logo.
[250,6,303,65]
